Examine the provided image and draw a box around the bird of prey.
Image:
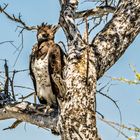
[29,23,64,109]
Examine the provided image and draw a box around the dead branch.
[13,33,24,66]
[3,120,22,130]
[102,119,140,133]
[0,69,29,74]
[19,92,35,101]
[0,3,8,13]
[98,117,129,139]
[0,4,37,31]
[0,101,58,133]
[14,85,34,91]
[4,60,9,96]
[97,90,122,124]
[98,117,140,139]
[0,41,17,49]
[75,6,116,19]
[9,70,16,101]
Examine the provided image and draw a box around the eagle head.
[37,23,59,43]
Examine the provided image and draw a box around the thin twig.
[3,120,22,130]
[98,117,129,139]
[0,4,37,32]
[97,90,122,125]
[0,3,8,13]
[4,59,9,96]
[9,70,16,101]
[0,69,29,73]
[14,85,34,91]
[13,33,24,67]
[19,92,35,101]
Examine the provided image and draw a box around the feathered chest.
[32,53,50,84]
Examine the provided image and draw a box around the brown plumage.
[29,23,64,108]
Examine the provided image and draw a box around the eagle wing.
[29,43,38,95]
[48,44,65,98]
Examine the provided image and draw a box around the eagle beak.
[37,34,43,40]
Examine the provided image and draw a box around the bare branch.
[0,3,8,13]
[0,69,29,74]
[98,117,140,139]
[98,117,129,139]
[4,60,9,96]
[0,4,37,31]
[13,33,24,66]
[14,86,34,91]
[9,70,16,101]
[19,92,34,101]
[3,120,22,130]
[75,6,116,19]
[97,90,122,124]
[0,102,58,133]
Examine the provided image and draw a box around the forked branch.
[0,4,37,31]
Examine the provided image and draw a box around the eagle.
[29,23,64,109]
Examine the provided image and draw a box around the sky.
[0,0,140,140]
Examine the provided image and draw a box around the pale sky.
[0,0,140,140]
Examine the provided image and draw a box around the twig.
[0,4,37,32]
[0,69,29,73]
[9,70,16,101]
[88,17,102,35]
[19,92,35,101]
[97,90,122,125]
[13,33,24,66]
[0,40,13,45]
[98,117,129,139]
[14,85,34,91]
[0,3,8,13]
[3,120,22,130]
[4,59,9,96]
[0,41,19,53]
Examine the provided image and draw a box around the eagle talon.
[44,105,54,113]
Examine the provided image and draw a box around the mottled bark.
[75,6,116,19]
[92,0,140,79]
[58,0,100,139]
[0,102,58,132]
[58,0,140,140]
[0,0,140,139]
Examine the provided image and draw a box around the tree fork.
[58,0,101,139]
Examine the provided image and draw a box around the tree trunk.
[58,1,100,139]
[58,0,140,139]
[0,0,140,140]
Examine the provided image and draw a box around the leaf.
[136,73,140,81]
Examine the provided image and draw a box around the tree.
[0,0,140,140]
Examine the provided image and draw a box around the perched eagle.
[29,23,64,109]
